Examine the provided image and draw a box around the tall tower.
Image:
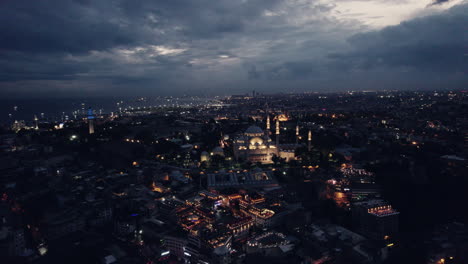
[34,115,39,130]
[295,124,299,145]
[87,107,95,135]
[266,115,270,130]
[308,130,312,151]
[275,119,280,147]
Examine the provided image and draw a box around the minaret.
[34,115,39,130]
[266,115,270,130]
[308,130,312,151]
[87,107,95,135]
[295,124,299,145]
[275,118,280,147]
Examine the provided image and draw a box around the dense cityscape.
[1,0,467,263]
[1,91,467,264]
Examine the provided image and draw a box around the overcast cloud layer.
[0,0,466,97]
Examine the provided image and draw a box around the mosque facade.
[233,117,301,164]
[233,125,278,164]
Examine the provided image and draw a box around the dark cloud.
[243,3,467,91]
[0,0,466,97]
[0,0,279,55]
[0,0,140,54]
[329,3,467,73]
[428,0,452,6]
[0,52,90,81]
[118,0,281,37]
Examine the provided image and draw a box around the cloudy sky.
[0,0,466,97]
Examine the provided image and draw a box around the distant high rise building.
[87,107,95,134]
[34,115,39,130]
[308,130,312,151]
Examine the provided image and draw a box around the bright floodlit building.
[233,118,299,164]
[233,125,277,164]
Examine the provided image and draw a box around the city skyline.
[1,90,466,263]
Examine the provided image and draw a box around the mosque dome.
[245,125,264,136]
[212,146,225,156]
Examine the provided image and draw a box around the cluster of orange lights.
[228,194,242,200]
[227,216,254,233]
[368,205,391,212]
[151,182,168,193]
[207,234,231,248]
[199,191,220,200]
[368,205,397,216]
[248,207,275,219]
[302,165,319,169]
[316,113,343,119]
[251,197,266,204]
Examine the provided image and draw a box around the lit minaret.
[266,115,270,130]
[275,118,280,147]
[87,107,95,135]
[295,124,299,145]
[34,115,39,130]
[308,130,312,151]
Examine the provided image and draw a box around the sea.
[0,96,215,126]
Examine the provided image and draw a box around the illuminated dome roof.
[276,114,289,122]
[250,137,264,145]
[245,125,264,135]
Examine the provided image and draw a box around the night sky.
[0,0,466,97]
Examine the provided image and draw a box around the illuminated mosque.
[233,114,307,164]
